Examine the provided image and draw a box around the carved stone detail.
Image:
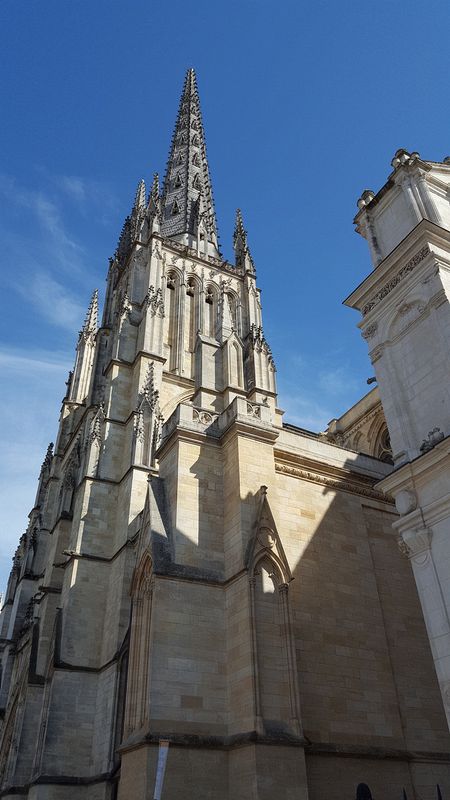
[399,526,433,565]
[362,322,378,340]
[193,409,218,426]
[395,489,417,516]
[247,402,261,418]
[362,246,430,315]
[145,285,165,318]
[420,426,445,453]
[275,462,392,503]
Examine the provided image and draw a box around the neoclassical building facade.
[1,71,449,800]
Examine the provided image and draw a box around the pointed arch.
[204,283,218,338]
[163,271,180,371]
[124,553,153,735]
[247,487,300,737]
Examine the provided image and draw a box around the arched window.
[171,200,180,216]
[124,556,153,735]
[204,285,215,338]
[193,173,201,190]
[192,134,199,146]
[174,173,182,188]
[164,273,178,371]
[184,278,198,377]
[192,152,200,166]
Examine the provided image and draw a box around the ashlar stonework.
[1,73,450,800]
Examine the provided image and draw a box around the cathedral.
[2,69,450,799]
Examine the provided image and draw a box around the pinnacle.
[234,208,247,245]
[40,442,54,473]
[83,289,98,333]
[149,173,160,204]
[233,208,255,272]
[133,179,146,211]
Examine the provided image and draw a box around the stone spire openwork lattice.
[161,68,219,254]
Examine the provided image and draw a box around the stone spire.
[161,68,219,255]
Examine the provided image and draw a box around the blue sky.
[1,0,449,589]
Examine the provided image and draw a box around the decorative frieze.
[275,461,391,502]
[362,322,378,340]
[362,245,430,316]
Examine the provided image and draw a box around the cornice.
[274,453,393,503]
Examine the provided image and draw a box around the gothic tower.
[2,79,450,800]
[346,150,450,727]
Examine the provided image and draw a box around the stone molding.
[362,245,430,316]
[274,459,392,503]
[397,527,433,565]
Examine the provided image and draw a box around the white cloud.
[12,271,86,331]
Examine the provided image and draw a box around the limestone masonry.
[1,70,450,799]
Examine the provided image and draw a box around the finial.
[356,189,375,210]
[391,148,419,170]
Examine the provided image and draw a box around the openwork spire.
[161,68,219,253]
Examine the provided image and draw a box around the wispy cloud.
[0,345,72,373]
[278,352,364,431]
[13,271,86,331]
[51,172,119,224]
[0,175,83,263]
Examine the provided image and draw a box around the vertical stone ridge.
[161,68,219,253]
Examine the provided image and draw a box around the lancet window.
[204,284,216,338]
[164,272,178,371]
[124,555,153,734]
